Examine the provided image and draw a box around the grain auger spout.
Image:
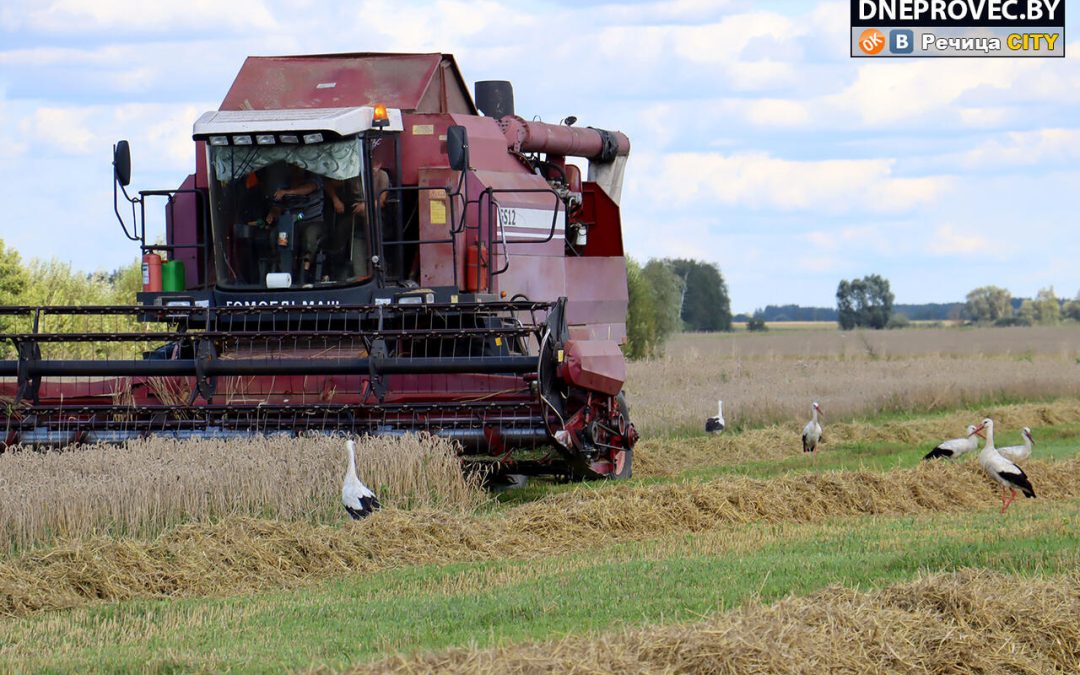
[0,52,637,480]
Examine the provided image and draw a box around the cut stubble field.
[3,324,1080,671]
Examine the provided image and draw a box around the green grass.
[3,499,1079,671]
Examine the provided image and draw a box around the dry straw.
[4,457,1080,618]
[0,433,486,555]
[366,567,1080,674]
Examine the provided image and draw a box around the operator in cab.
[326,152,388,281]
[265,163,326,285]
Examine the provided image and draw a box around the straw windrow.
[365,568,1080,674]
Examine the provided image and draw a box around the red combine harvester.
[0,53,637,480]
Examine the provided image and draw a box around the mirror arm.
[113,169,141,242]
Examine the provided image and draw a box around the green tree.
[106,258,142,305]
[0,239,29,355]
[641,259,684,340]
[836,274,894,329]
[836,279,857,330]
[665,259,732,332]
[1065,290,1080,322]
[1031,286,1060,325]
[965,286,1012,322]
[625,258,657,360]
[0,238,28,307]
[625,258,684,359]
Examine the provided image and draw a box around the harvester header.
[0,52,638,481]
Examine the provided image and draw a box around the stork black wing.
[344,504,373,520]
[923,446,954,460]
[1000,469,1036,498]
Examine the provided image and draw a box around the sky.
[0,0,1077,313]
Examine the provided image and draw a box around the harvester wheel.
[609,392,633,480]
[609,448,633,480]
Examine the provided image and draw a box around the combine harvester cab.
[0,53,638,480]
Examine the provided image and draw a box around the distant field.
[732,320,965,331]
[626,324,1080,435]
[731,320,836,331]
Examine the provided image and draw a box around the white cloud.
[10,102,210,169]
[926,224,990,257]
[0,95,29,159]
[3,0,278,32]
[961,128,1080,168]
[349,0,535,52]
[827,58,1042,127]
[745,98,810,127]
[21,107,96,153]
[651,151,950,214]
[596,11,808,91]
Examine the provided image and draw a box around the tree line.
[831,274,1080,330]
[0,238,144,356]
[625,258,732,359]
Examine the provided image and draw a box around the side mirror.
[113,140,131,187]
[446,126,469,172]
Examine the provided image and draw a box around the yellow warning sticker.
[495,337,503,346]
[430,199,447,225]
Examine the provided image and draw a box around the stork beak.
[1026,431,1034,445]
[972,423,985,438]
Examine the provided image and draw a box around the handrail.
[478,187,562,280]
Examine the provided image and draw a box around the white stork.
[998,426,1034,463]
[975,418,1036,513]
[801,402,823,455]
[705,400,725,434]
[922,424,983,461]
[342,439,381,520]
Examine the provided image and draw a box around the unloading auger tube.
[0,300,637,479]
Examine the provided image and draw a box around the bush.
[993,316,1032,327]
[886,313,910,329]
[747,317,768,332]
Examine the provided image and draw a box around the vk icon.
[890,29,914,54]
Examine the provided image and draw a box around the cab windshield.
[207,139,374,289]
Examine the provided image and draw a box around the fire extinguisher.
[142,252,163,292]
[464,243,488,292]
